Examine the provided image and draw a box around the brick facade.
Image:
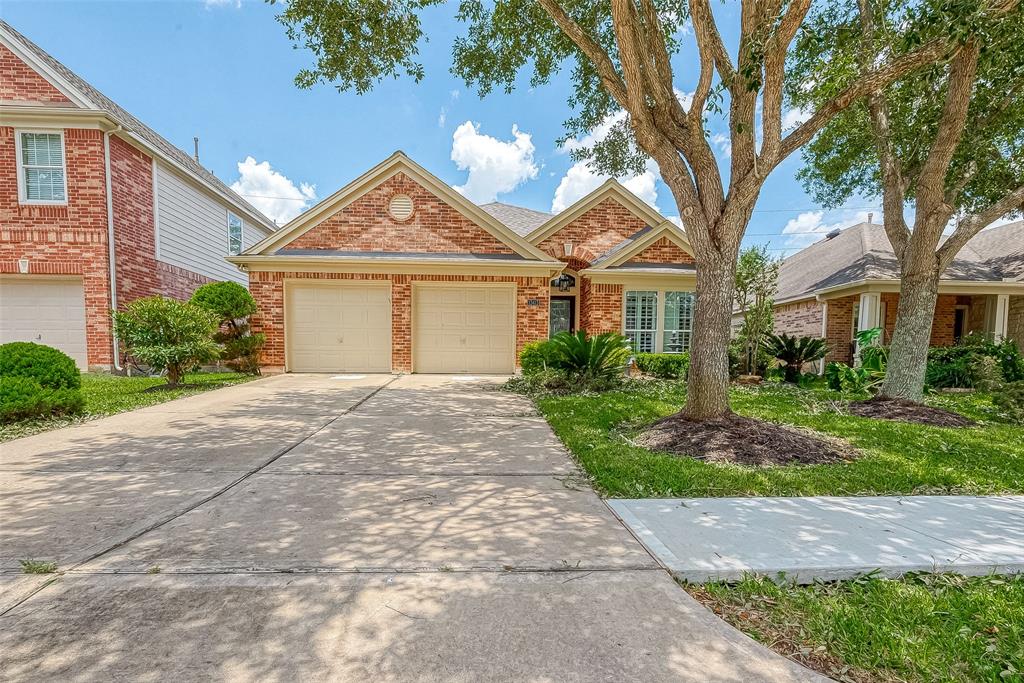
[536,198,647,264]
[287,172,514,254]
[774,300,824,338]
[1010,296,1024,352]
[249,270,549,372]
[0,45,70,104]
[580,280,623,335]
[626,236,695,265]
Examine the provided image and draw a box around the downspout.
[104,125,123,371]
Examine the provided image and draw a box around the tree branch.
[760,0,812,160]
[937,184,1024,266]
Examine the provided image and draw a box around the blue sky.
[3,0,881,255]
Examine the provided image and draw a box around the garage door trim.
[283,279,393,373]
[411,281,517,374]
[0,275,89,369]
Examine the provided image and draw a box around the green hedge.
[0,375,84,423]
[926,335,1024,388]
[519,339,562,375]
[634,352,689,379]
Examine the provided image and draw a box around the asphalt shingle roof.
[478,202,551,237]
[776,221,1024,302]
[1,19,276,232]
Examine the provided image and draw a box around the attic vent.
[389,194,414,221]
[825,228,841,240]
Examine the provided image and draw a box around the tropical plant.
[0,341,81,391]
[549,331,631,383]
[112,296,221,387]
[190,282,264,375]
[825,362,879,394]
[272,0,963,420]
[763,334,829,383]
[793,0,1024,402]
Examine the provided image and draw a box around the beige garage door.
[0,278,88,368]
[287,283,391,372]
[413,284,515,374]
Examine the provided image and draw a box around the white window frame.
[15,129,68,205]
[624,289,695,354]
[227,212,243,255]
[624,290,659,353]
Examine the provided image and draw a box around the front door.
[550,296,575,336]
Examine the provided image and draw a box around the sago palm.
[763,333,829,383]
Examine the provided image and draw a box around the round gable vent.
[389,194,414,221]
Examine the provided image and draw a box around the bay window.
[625,289,695,354]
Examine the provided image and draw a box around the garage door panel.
[413,285,515,374]
[287,284,391,373]
[0,279,88,369]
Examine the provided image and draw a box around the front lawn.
[0,372,258,442]
[535,381,1023,497]
[690,573,1024,683]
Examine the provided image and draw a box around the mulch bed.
[636,413,857,466]
[846,396,975,428]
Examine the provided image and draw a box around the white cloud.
[711,133,732,158]
[781,106,812,131]
[450,121,538,203]
[781,209,871,253]
[551,159,659,213]
[204,0,241,8]
[229,156,316,225]
[437,108,447,127]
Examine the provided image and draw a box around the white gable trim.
[589,221,694,269]
[246,151,559,262]
[526,180,669,244]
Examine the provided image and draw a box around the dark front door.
[550,296,575,336]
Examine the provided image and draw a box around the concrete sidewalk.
[609,496,1024,583]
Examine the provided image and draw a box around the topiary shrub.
[0,341,81,390]
[519,339,561,375]
[190,281,264,375]
[113,296,221,387]
[0,375,84,423]
[634,352,689,379]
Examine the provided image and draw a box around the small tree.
[190,281,265,374]
[763,333,829,383]
[113,297,220,387]
[734,246,780,375]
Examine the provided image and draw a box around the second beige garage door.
[413,284,515,374]
[286,283,391,372]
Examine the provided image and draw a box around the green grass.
[20,559,57,574]
[533,381,1023,497]
[0,372,258,442]
[691,573,1024,682]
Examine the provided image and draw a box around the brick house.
[229,152,696,374]
[772,221,1024,363]
[0,20,276,370]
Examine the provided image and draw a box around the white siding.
[154,162,267,284]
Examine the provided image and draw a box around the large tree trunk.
[880,265,941,402]
[685,253,735,419]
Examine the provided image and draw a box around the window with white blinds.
[625,291,658,353]
[625,289,695,354]
[227,213,243,255]
[17,131,66,203]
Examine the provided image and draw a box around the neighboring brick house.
[771,221,1024,364]
[229,153,697,374]
[0,21,277,370]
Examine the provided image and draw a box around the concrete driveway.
[0,374,824,682]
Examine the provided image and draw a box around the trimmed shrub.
[113,296,221,386]
[634,352,689,379]
[519,339,561,375]
[0,341,81,390]
[190,282,264,375]
[0,376,84,423]
[927,334,1024,389]
[993,380,1024,424]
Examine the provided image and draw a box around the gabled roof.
[479,202,551,237]
[776,221,1024,302]
[588,221,693,270]
[0,19,276,234]
[525,179,669,244]
[243,152,560,263]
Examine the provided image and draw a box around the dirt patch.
[846,396,974,428]
[636,412,856,466]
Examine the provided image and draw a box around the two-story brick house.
[0,20,276,370]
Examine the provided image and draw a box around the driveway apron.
[0,374,825,682]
